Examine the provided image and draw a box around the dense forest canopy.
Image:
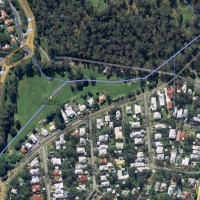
[30,0,200,68]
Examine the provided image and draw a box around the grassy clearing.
[12,69,140,147]
[39,36,50,64]
[90,0,107,10]
[177,0,193,26]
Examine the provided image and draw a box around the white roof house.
[65,104,76,118]
[156,147,163,154]
[51,158,62,165]
[183,109,188,118]
[99,149,107,155]
[0,0,4,7]
[79,127,86,136]
[117,169,129,181]
[151,97,157,111]
[126,106,132,114]
[182,157,189,166]
[98,145,108,150]
[158,91,165,106]
[25,143,32,150]
[137,152,144,157]
[11,188,17,194]
[31,176,40,184]
[30,168,39,175]
[55,141,61,150]
[130,162,145,167]
[61,109,68,124]
[76,164,87,170]
[75,169,83,175]
[168,185,175,196]
[169,129,176,139]
[80,138,86,146]
[134,104,141,114]
[115,143,124,150]
[197,133,200,140]
[87,98,94,106]
[116,110,121,120]
[29,134,38,144]
[53,193,64,199]
[79,104,86,112]
[156,154,164,160]
[192,150,200,156]
[130,131,144,138]
[100,175,107,182]
[96,118,104,129]
[155,134,162,140]
[59,134,66,144]
[54,182,64,189]
[77,147,86,154]
[105,115,111,122]
[134,138,143,145]
[109,122,113,128]
[153,112,161,120]
[76,184,86,191]
[155,142,163,147]
[41,128,48,137]
[155,124,166,129]
[114,127,123,139]
[29,157,39,167]
[170,151,177,164]
[101,181,110,187]
[177,109,183,119]
[164,88,171,104]
[192,145,200,151]
[182,83,187,93]
[129,121,141,128]
[99,165,109,171]
[99,134,109,143]
[79,156,87,164]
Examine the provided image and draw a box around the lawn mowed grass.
[12,68,140,147]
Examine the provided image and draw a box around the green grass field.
[11,68,140,147]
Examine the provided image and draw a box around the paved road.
[55,56,176,77]
[39,47,51,61]
[143,94,153,159]
[89,112,97,189]
[41,147,51,200]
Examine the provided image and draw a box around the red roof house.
[32,185,40,193]
[196,141,200,146]
[99,95,106,104]
[53,169,61,176]
[181,191,191,200]
[21,147,27,154]
[181,132,186,140]
[33,194,41,200]
[99,158,107,164]
[80,175,88,183]
[167,102,173,109]
[167,87,174,99]
[176,131,181,142]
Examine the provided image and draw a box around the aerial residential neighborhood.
[4,79,200,199]
[1,0,200,200]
